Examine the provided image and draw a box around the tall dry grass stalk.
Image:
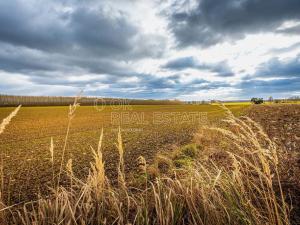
[0,104,291,225]
[66,159,74,189]
[0,105,21,135]
[57,93,82,186]
[88,128,105,200]
[116,127,126,188]
[49,137,54,164]
[0,161,4,223]
[49,137,55,185]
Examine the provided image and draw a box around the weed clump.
[155,154,173,174]
[180,144,198,158]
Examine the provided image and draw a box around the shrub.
[180,144,198,158]
[173,157,193,168]
[251,97,264,104]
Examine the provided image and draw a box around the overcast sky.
[0,0,300,100]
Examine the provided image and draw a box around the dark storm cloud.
[81,74,181,99]
[163,56,234,76]
[0,41,136,80]
[0,0,165,61]
[136,75,230,97]
[28,73,109,87]
[70,6,136,57]
[0,0,167,94]
[0,42,66,73]
[69,6,165,59]
[210,62,234,77]
[255,54,300,78]
[83,73,230,99]
[163,56,197,69]
[166,0,300,48]
[0,1,71,52]
[238,77,300,98]
[0,52,54,73]
[234,55,300,97]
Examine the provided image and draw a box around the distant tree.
[289,96,300,101]
[268,96,273,103]
[251,97,264,104]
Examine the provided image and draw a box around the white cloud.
[178,87,242,101]
[0,0,299,100]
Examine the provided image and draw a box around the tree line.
[0,95,183,107]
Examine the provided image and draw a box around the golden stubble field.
[0,104,248,203]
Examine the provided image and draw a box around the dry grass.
[57,93,82,186]
[0,103,291,224]
[116,127,126,189]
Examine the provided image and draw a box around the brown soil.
[247,104,300,224]
[0,105,246,204]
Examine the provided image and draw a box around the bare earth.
[1,104,299,223]
[0,105,246,204]
[247,104,300,224]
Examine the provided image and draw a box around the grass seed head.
[49,137,54,163]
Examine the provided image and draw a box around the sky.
[0,0,300,100]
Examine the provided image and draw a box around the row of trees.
[1,94,298,107]
[0,95,183,107]
[251,96,300,104]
